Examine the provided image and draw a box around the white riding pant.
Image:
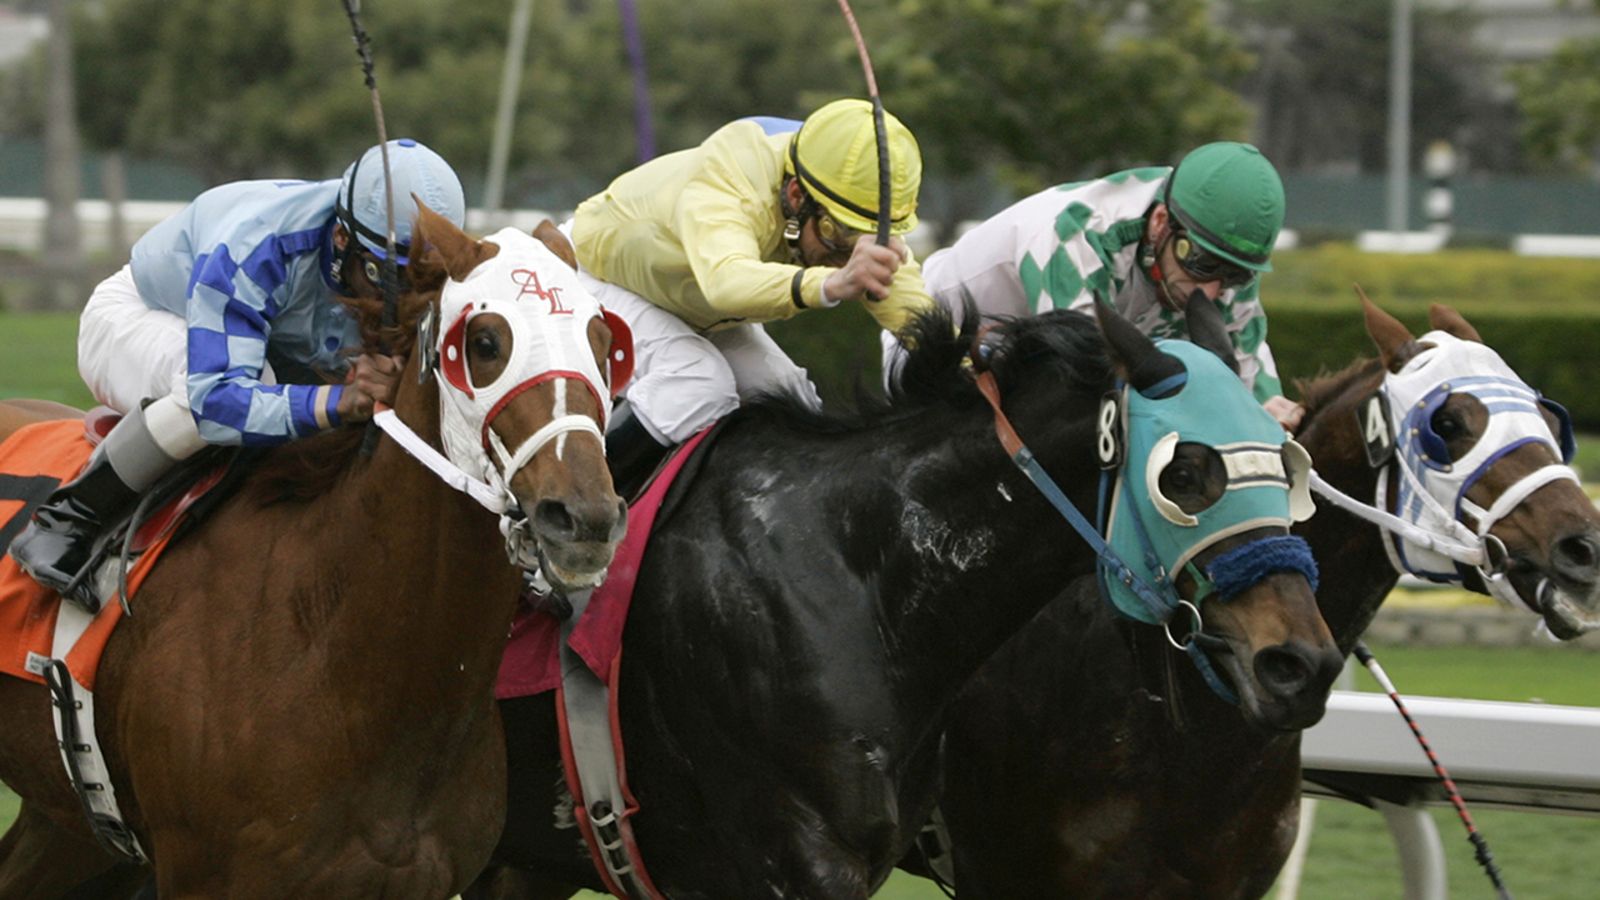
[76,264,258,457]
[560,229,821,445]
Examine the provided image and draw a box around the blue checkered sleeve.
[183,238,342,446]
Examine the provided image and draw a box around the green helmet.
[1162,142,1285,273]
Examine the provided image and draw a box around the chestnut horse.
[0,209,627,897]
[468,303,1343,898]
[932,299,1600,898]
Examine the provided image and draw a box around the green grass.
[0,311,94,407]
[1282,801,1600,899]
[1352,643,1600,707]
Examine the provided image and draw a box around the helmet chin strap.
[328,226,365,297]
[780,181,825,263]
[1140,226,1185,311]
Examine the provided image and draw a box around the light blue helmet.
[336,138,465,265]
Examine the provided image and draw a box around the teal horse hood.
[1102,340,1315,624]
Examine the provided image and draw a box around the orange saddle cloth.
[0,420,178,690]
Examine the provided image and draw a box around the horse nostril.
[1254,645,1315,697]
[1554,532,1600,578]
[533,499,577,541]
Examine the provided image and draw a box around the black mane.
[735,304,1113,435]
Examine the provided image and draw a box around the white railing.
[1288,691,1600,899]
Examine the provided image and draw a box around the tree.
[1513,33,1600,175]
[869,0,1252,190]
[1227,0,1517,173]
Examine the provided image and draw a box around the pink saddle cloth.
[496,426,714,699]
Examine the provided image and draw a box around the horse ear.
[1183,289,1239,375]
[1427,303,1483,343]
[413,195,497,282]
[1095,296,1185,396]
[1358,284,1415,373]
[532,219,579,271]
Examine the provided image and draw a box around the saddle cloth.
[0,419,196,690]
[496,425,716,699]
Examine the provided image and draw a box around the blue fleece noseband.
[1207,534,1320,600]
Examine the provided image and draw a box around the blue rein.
[1006,442,1242,704]
[975,366,1321,707]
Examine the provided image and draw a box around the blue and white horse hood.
[1103,339,1315,624]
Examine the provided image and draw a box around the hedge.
[767,245,1600,430]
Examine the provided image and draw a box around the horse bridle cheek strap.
[480,370,608,482]
[972,369,1240,705]
[1363,333,1581,608]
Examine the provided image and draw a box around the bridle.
[970,332,1317,705]
[1308,331,1578,613]
[374,226,634,579]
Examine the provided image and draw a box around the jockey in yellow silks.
[566,99,933,489]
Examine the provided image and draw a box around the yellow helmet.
[785,98,921,236]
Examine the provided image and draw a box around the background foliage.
[767,246,1600,430]
[14,0,1596,208]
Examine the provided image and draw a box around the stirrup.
[59,565,105,615]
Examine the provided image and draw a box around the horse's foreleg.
[0,802,125,899]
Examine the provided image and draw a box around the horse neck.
[325,374,520,677]
[870,411,1105,717]
[1296,367,1401,653]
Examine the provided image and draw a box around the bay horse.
[931,298,1600,898]
[469,303,1344,898]
[0,208,628,897]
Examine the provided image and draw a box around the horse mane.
[1293,356,1385,420]
[244,253,452,504]
[735,304,1111,434]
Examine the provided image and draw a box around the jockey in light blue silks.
[11,140,467,612]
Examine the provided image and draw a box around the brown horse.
[0,208,626,897]
[469,303,1343,898]
[931,299,1600,898]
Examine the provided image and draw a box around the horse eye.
[470,331,501,361]
[1431,407,1464,441]
[1167,465,1197,492]
[1159,444,1227,514]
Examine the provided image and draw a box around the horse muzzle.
[1500,524,1600,639]
[525,495,627,589]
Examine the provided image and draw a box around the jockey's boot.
[10,396,203,612]
[605,402,671,502]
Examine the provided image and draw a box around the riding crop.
[833,0,892,249]
[1353,641,1513,899]
[340,0,403,456]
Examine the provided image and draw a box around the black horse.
[930,299,1600,898]
[468,304,1344,898]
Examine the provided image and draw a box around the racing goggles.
[815,209,865,256]
[1173,228,1255,289]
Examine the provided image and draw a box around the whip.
[834,0,892,248]
[339,0,402,330]
[1353,641,1513,899]
[340,0,403,455]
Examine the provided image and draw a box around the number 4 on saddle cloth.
[0,411,235,691]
